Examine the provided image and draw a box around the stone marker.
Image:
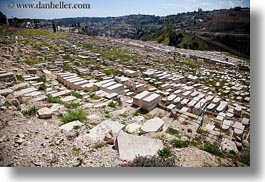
[115,132,164,161]
[79,120,125,143]
[37,107,53,119]
[125,123,142,133]
[141,117,164,133]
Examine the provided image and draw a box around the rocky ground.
[0,108,244,167]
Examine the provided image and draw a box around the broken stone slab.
[115,132,164,161]
[125,123,142,134]
[59,120,84,132]
[37,107,53,119]
[87,114,102,123]
[0,88,14,96]
[131,116,145,124]
[49,104,64,112]
[219,138,238,153]
[78,120,125,143]
[141,117,164,133]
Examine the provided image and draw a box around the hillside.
[6,7,250,58]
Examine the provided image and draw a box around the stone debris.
[77,120,125,144]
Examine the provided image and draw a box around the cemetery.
[0,26,250,167]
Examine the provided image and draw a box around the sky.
[0,0,250,19]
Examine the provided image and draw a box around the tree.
[191,41,199,49]
[168,31,178,46]
[52,21,56,33]
[0,11,8,25]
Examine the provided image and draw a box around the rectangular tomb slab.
[233,122,245,136]
[115,132,164,161]
[14,87,37,97]
[133,91,151,106]
[0,72,15,81]
[0,88,14,96]
[216,101,228,112]
[51,90,71,98]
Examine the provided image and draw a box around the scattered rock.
[125,123,142,133]
[76,120,125,144]
[55,138,64,145]
[37,107,53,119]
[106,138,115,145]
[59,120,84,132]
[14,134,25,145]
[132,116,145,124]
[10,98,21,110]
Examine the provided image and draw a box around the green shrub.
[22,107,37,117]
[167,127,181,138]
[38,76,47,83]
[119,155,176,167]
[64,102,80,109]
[71,91,82,99]
[63,64,72,71]
[2,101,11,107]
[73,125,81,130]
[61,109,87,124]
[38,83,46,91]
[202,142,224,158]
[16,75,24,82]
[157,147,173,158]
[171,139,190,148]
[25,59,39,65]
[103,69,120,76]
[89,93,102,100]
[104,111,111,118]
[47,94,63,104]
[108,101,117,108]
[238,153,250,166]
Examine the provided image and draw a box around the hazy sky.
[0,0,250,19]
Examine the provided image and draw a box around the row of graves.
[57,71,146,101]
[140,68,250,150]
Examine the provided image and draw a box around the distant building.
[198,8,203,13]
